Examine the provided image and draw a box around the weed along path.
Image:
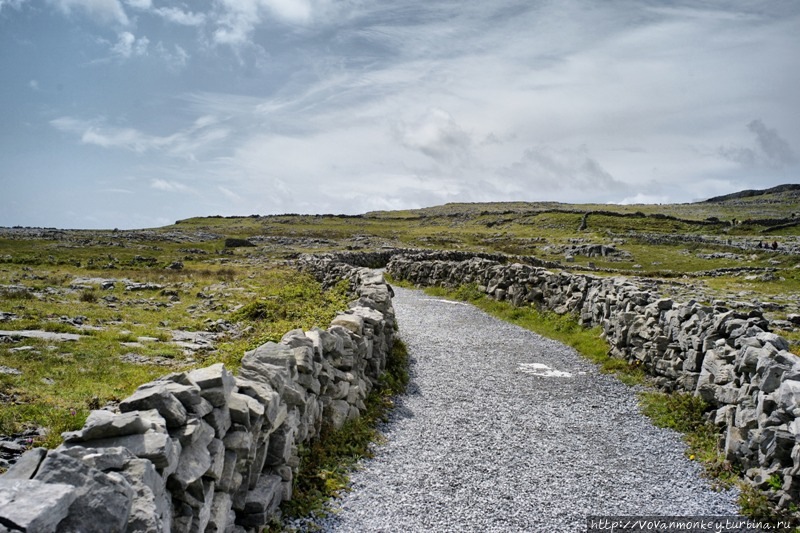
[315,287,739,532]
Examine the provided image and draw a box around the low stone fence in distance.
[0,264,395,532]
[387,255,800,514]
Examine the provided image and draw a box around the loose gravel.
[304,287,739,532]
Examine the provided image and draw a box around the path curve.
[311,287,738,532]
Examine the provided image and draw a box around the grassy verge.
[274,340,410,529]
[638,391,736,488]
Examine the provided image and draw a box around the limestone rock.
[120,385,188,428]
[62,410,158,443]
[1,448,47,480]
[331,314,363,335]
[60,430,178,472]
[0,478,77,533]
[168,420,215,491]
[188,363,235,407]
[33,451,134,533]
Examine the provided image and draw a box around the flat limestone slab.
[0,330,80,341]
[0,478,77,532]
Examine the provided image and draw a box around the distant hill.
[704,184,800,203]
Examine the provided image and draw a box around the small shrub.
[639,391,736,486]
[739,484,775,522]
[0,287,32,300]
[79,290,98,303]
[42,322,80,334]
[234,301,281,322]
[452,283,484,302]
[224,238,255,248]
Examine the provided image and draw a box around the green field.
[2,184,800,449]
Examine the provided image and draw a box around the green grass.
[0,258,350,448]
[274,340,410,527]
[638,391,736,487]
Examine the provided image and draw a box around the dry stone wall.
[0,264,395,532]
[387,254,800,513]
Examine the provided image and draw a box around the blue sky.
[1,0,798,229]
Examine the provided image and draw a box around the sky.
[1,0,799,229]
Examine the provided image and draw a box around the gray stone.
[737,345,767,373]
[168,420,215,491]
[222,430,252,456]
[205,406,232,439]
[244,474,283,515]
[217,450,239,493]
[160,381,203,408]
[776,380,800,411]
[324,399,351,430]
[228,393,253,429]
[331,314,363,335]
[235,379,281,428]
[188,363,235,404]
[350,306,384,326]
[0,478,77,533]
[62,410,156,443]
[120,385,188,428]
[172,500,194,532]
[190,480,215,533]
[206,491,232,533]
[33,451,133,533]
[59,445,136,472]
[1,448,46,480]
[119,458,167,533]
[189,397,214,418]
[756,332,790,352]
[297,372,321,395]
[206,438,225,482]
[281,381,308,409]
[265,424,294,467]
[280,328,313,348]
[241,342,297,375]
[292,346,315,374]
[60,430,178,472]
[170,417,211,447]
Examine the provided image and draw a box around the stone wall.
[0,265,395,532]
[387,255,800,513]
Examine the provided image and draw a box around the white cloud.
[395,108,472,165]
[261,0,312,24]
[210,0,327,46]
[616,193,670,205]
[111,31,148,58]
[48,0,129,25]
[217,186,242,201]
[28,79,39,90]
[154,6,205,26]
[154,42,190,70]
[0,0,27,12]
[50,115,227,158]
[122,0,149,9]
[151,179,191,192]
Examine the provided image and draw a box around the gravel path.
[310,287,738,532]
